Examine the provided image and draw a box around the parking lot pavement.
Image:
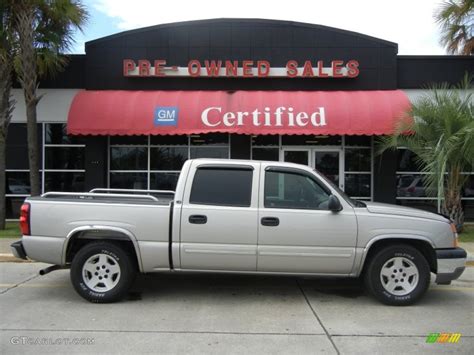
[1,263,473,354]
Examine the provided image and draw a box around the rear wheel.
[70,241,136,303]
[364,244,430,306]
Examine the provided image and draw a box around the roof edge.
[85,18,398,48]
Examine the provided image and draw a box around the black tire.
[364,244,430,306]
[70,241,137,303]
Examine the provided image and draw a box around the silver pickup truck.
[11,159,466,305]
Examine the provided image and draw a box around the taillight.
[19,203,30,235]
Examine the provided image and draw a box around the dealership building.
[6,19,474,219]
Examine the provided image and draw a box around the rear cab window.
[189,166,253,207]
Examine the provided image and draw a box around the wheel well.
[65,231,140,270]
[362,238,437,274]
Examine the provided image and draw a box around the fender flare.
[62,225,144,272]
[357,234,436,276]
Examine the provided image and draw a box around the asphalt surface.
[0,262,473,354]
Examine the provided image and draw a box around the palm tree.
[0,1,15,229]
[434,0,474,55]
[13,0,87,196]
[378,76,474,231]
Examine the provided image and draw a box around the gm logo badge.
[154,107,179,126]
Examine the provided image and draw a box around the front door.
[257,163,357,274]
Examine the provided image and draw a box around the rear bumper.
[435,248,467,285]
[10,241,27,260]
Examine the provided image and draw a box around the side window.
[190,168,253,207]
[264,170,330,209]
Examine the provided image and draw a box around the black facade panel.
[397,56,474,88]
[84,19,398,91]
[84,136,108,191]
[209,24,232,47]
[373,149,397,204]
[32,55,86,89]
[230,135,251,159]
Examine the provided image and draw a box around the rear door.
[180,162,260,271]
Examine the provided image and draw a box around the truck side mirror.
[328,194,342,212]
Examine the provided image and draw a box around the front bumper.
[435,248,467,285]
[10,241,27,260]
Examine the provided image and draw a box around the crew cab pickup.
[11,159,466,305]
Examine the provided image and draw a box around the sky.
[71,0,447,55]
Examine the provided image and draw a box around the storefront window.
[150,172,180,190]
[44,172,84,192]
[345,174,371,198]
[252,148,279,161]
[45,147,85,170]
[6,172,31,195]
[150,147,188,170]
[251,135,373,200]
[110,147,147,170]
[251,135,279,161]
[5,123,84,218]
[44,123,85,193]
[110,172,147,190]
[396,149,474,218]
[109,134,230,190]
[345,148,371,172]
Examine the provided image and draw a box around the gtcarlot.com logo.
[426,333,461,343]
[154,106,179,126]
[10,336,95,346]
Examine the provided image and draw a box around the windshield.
[314,169,366,208]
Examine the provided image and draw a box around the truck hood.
[362,201,450,223]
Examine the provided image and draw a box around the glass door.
[282,148,343,190]
[313,149,344,190]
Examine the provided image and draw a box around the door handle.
[189,215,207,224]
[261,217,279,227]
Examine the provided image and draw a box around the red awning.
[67,90,410,136]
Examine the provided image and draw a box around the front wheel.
[364,244,430,306]
[70,242,137,303]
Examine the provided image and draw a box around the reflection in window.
[345,148,371,172]
[6,172,31,195]
[110,147,147,170]
[44,172,84,192]
[252,148,279,161]
[397,149,421,172]
[345,174,371,197]
[109,134,230,191]
[190,147,229,159]
[45,123,84,144]
[251,135,279,146]
[45,147,85,170]
[150,147,188,170]
[150,172,180,190]
[110,172,147,189]
[396,199,438,213]
[264,171,329,210]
